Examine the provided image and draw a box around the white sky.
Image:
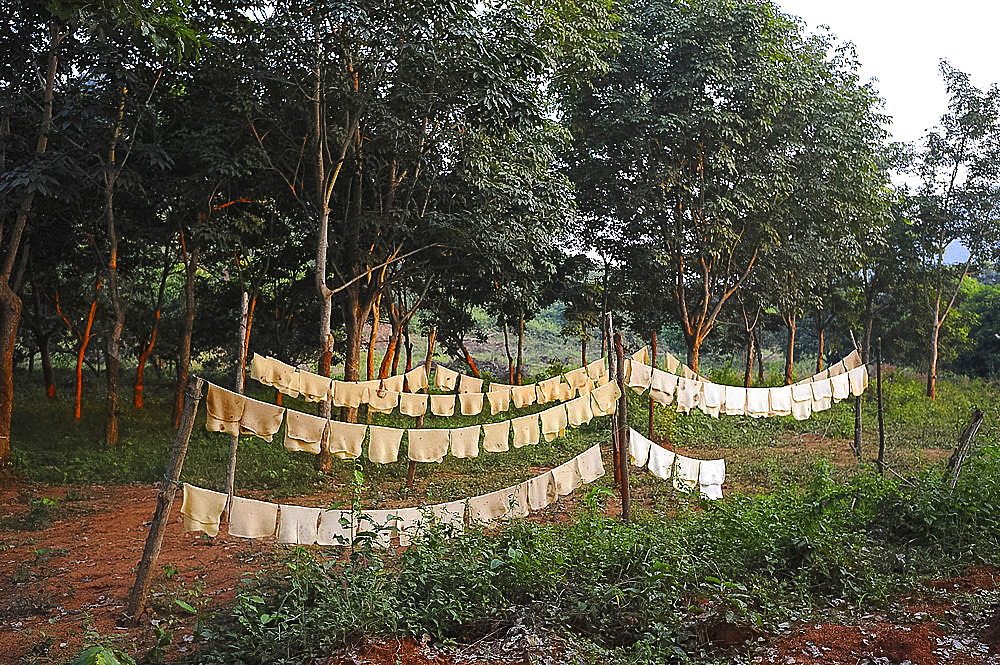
[776,0,999,146]
[777,0,999,264]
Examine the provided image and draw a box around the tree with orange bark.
[566,0,889,373]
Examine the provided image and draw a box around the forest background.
[1,0,999,469]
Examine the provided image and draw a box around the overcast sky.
[776,0,998,263]
[776,0,999,146]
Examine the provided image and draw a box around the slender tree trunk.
[30,283,56,399]
[105,193,123,443]
[135,242,171,408]
[365,296,379,380]
[927,307,940,400]
[516,311,524,385]
[460,341,479,377]
[502,315,514,383]
[134,316,160,408]
[379,299,401,379]
[104,81,128,445]
[39,333,54,399]
[380,327,399,379]
[754,328,764,384]
[581,334,587,366]
[75,280,102,420]
[783,314,796,385]
[816,318,825,374]
[173,240,199,428]
[403,322,413,371]
[744,329,755,388]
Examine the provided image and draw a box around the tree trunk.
[75,279,102,420]
[0,23,62,466]
[688,343,699,375]
[135,244,171,408]
[173,240,199,428]
[754,328,764,384]
[502,315,514,383]
[105,192,124,444]
[581,334,587,366]
[39,333,54,399]
[783,314,796,385]
[460,341,479,377]
[403,322,413,371]
[743,328,754,388]
[339,284,375,425]
[29,281,56,399]
[516,311,524,385]
[379,298,400,379]
[0,282,22,467]
[927,313,940,400]
[366,294,381,380]
[816,320,825,373]
[104,80,128,445]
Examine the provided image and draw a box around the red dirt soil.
[0,484,274,664]
[765,622,943,665]
[3,479,1000,665]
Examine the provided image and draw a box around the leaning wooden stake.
[945,408,985,489]
[124,376,204,626]
[614,333,631,524]
[605,312,621,487]
[876,337,886,476]
[850,333,863,461]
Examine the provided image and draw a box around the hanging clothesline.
[623,348,868,420]
[203,378,623,463]
[250,353,610,409]
[627,429,726,500]
[179,443,606,546]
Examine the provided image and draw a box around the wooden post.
[224,291,249,519]
[605,312,621,488]
[614,333,631,524]
[406,326,435,489]
[648,332,657,440]
[876,337,885,476]
[945,409,985,489]
[124,376,204,625]
[849,332,863,461]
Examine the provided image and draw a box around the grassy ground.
[8,340,1000,664]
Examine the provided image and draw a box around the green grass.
[22,352,1000,665]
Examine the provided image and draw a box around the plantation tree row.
[1,0,998,466]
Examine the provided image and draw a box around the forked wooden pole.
[224,291,249,520]
[124,376,204,626]
[614,333,631,523]
[876,337,885,475]
[648,332,657,440]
